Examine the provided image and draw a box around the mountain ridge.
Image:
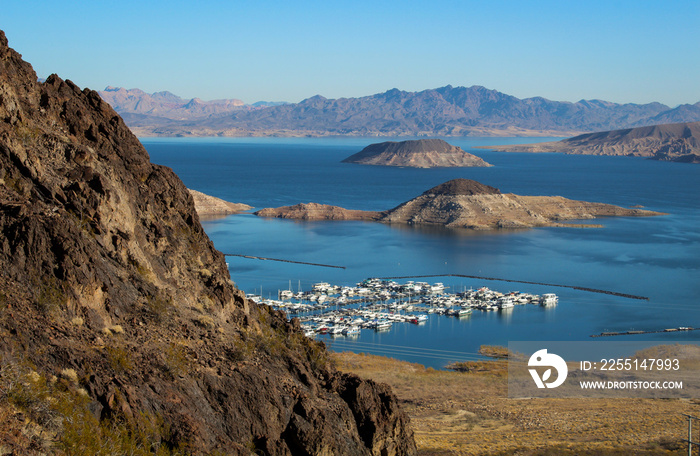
[480,121,700,163]
[99,85,700,138]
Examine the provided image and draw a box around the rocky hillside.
[341,139,491,168]
[257,179,663,230]
[101,84,700,137]
[480,121,700,163]
[0,31,415,455]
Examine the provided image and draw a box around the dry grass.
[333,351,696,455]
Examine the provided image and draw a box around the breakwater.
[223,253,346,269]
[378,274,649,300]
[591,327,698,338]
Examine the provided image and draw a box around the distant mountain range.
[98,85,700,137]
[99,86,249,119]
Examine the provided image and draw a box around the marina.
[248,278,558,338]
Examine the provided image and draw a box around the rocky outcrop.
[188,188,252,216]
[255,202,382,221]
[257,179,664,230]
[0,30,415,455]
[480,122,700,163]
[421,179,500,196]
[342,139,491,168]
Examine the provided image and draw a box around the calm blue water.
[144,137,700,368]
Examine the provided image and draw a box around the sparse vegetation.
[146,295,174,322]
[35,277,67,315]
[105,345,133,373]
[478,344,511,359]
[334,352,691,455]
[163,343,190,378]
[0,356,185,455]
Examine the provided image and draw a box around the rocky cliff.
[188,189,252,216]
[341,139,491,168]
[480,122,700,163]
[0,31,415,455]
[257,179,663,230]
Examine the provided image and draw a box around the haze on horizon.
[3,0,699,108]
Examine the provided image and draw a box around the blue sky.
[3,0,699,106]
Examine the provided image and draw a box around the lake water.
[143,137,700,368]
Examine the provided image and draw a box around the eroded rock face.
[0,30,415,455]
[188,188,252,216]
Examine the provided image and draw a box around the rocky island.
[188,188,252,216]
[480,121,700,163]
[255,202,382,221]
[342,139,491,168]
[256,178,663,229]
[0,31,415,455]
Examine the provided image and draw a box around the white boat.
[457,308,472,317]
[343,326,360,335]
[279,289,294,300]
[330,325,346,335]
[497,297,515,309]
[374,320,392,330]
[430,283,445,293]
[540,293,558,306]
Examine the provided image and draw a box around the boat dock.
[248,278,559,338]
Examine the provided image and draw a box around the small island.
[255,202,381,221]
[255,178,664,230]
[342,139,492,168]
